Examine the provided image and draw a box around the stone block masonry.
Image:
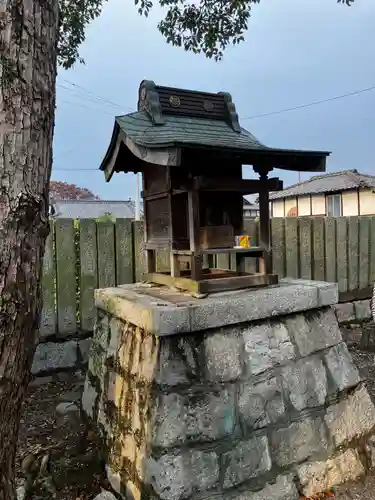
[32,336,92,379]
[82,280,375,500]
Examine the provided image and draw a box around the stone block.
[152,388,236,447]
[222,436,272,488]
[151,393,185,448]
[124,482,140,500]
[324,343,360,393]
[93,491,117,500]
[285,308,342,357]
[297,448,365,497]
[118,433,136,463]
[88,343,106,381]
[32,341,77,374]
[270,417,327,467]
[106,371,127,408]
[105,465,121,496]
[325,385,375,447]
[190,283,319,333]
[94,311,109,350]
[155,336,199,387]
[98,281,334,336]
[139,334,159,383]
[146,450,219,500]
[366,435,375,468]
[78,338,92,364]
[204,330,242,382]
[354,300,372,321]
[239,377,285,430]
[333,302,355,324]
[232,474,299,500]
[281,356,327,411]
[243,322,295,376]
[108,318,122,357]
[280,279,338,308]
[97,398,111,437]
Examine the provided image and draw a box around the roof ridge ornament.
[138,80,164,125]
[218,92,241,133]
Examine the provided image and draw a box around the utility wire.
[58,79,134,112]
[53,83,375,172]
[241,84,375,120]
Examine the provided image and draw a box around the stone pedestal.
[82,279,375,500]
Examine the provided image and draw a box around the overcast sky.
[52,0,375,200]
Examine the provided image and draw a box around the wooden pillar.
[141,173,156,273]
[254,165,272,275]
[188,189,202,280]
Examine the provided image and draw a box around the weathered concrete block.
[204,330,242,382]
[152,389,235,447]
[108,318,123,357]
[324,343,360,393]
[223,436,272,488]
[281,356,327,411]
[155,336,199,387]
[98,280,336,335]
[88,284,375,500]
[270,417,327,467]
[297,448,365,497]
[232,474,299,500]
[155,342,190,387]
[93,491,117,500]
[190,283,320,333]
[146,450,219,500]
[106,371,127,408]
[354,299,371,321]
[285,308,342,357]
[81,377,97,419]
[88,343,106,381]
[280,279,338,308]
[333,302,355,324]
[325,385,375,447]
[105,465,121,496]
[239,377,285,430]
[32,341,77,374]
[366,435,375,468]
[94,311,110,350]
[78,338,92,364]
[151,393,184,448]
[243,322,295,376]
[138,334,159,382]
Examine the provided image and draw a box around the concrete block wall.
[332,299,374,347]
[333,299,372,325]
[82,282,375,500]
[31,333,92,380]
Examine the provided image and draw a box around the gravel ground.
[16,377,107,499]
[15,326,375,499]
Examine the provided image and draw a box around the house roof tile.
[269,170,375,200]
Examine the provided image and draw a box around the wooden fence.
[40,216,375,337]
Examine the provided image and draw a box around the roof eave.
[99,122,121,182]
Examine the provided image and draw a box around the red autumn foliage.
[50,181,99,200]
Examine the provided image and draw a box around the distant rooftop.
[51,199,140,219]
[269,170,375,200]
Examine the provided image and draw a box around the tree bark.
[0,0,58,497]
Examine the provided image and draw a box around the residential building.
[243,196,260,218]
[50,199,140,219]
[269,170,375,217]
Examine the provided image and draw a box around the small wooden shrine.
[100,80,330,294]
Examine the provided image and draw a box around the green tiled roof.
[116,111,267,152]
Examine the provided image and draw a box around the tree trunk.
[0,0,59,497]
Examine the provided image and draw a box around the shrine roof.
[99,80,330,180]
[115,111,266,151]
